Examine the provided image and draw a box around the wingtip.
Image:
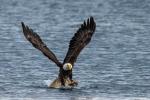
[90,16,96,30]
[87,16,96,31]
[21,22,25,28]
[90,16,95,23]
[81,16,96,31]
[90,16,94,20]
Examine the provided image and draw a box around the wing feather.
[21,22,62,67]
[63,17,96,66]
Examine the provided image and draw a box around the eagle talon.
[68,80,78,86]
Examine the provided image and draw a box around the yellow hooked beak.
[63,63,72,71]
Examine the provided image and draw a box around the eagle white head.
[63,63,72,71]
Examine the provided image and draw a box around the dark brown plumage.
[21,17,96,87]
[21,22,63,67]
[63,17,96,66]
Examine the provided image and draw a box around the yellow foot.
[68,80,78,87]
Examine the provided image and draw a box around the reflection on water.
[1,0,150,99]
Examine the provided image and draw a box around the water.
[0,0,150,99]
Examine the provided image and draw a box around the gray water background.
[0,0,150,99]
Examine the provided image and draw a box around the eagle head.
[63,63,72,71]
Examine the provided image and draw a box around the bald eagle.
[21,17,96,88]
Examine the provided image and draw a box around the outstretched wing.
[63,17,96,66]
[21,22,62,67]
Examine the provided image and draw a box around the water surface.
[0,0,150,99]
